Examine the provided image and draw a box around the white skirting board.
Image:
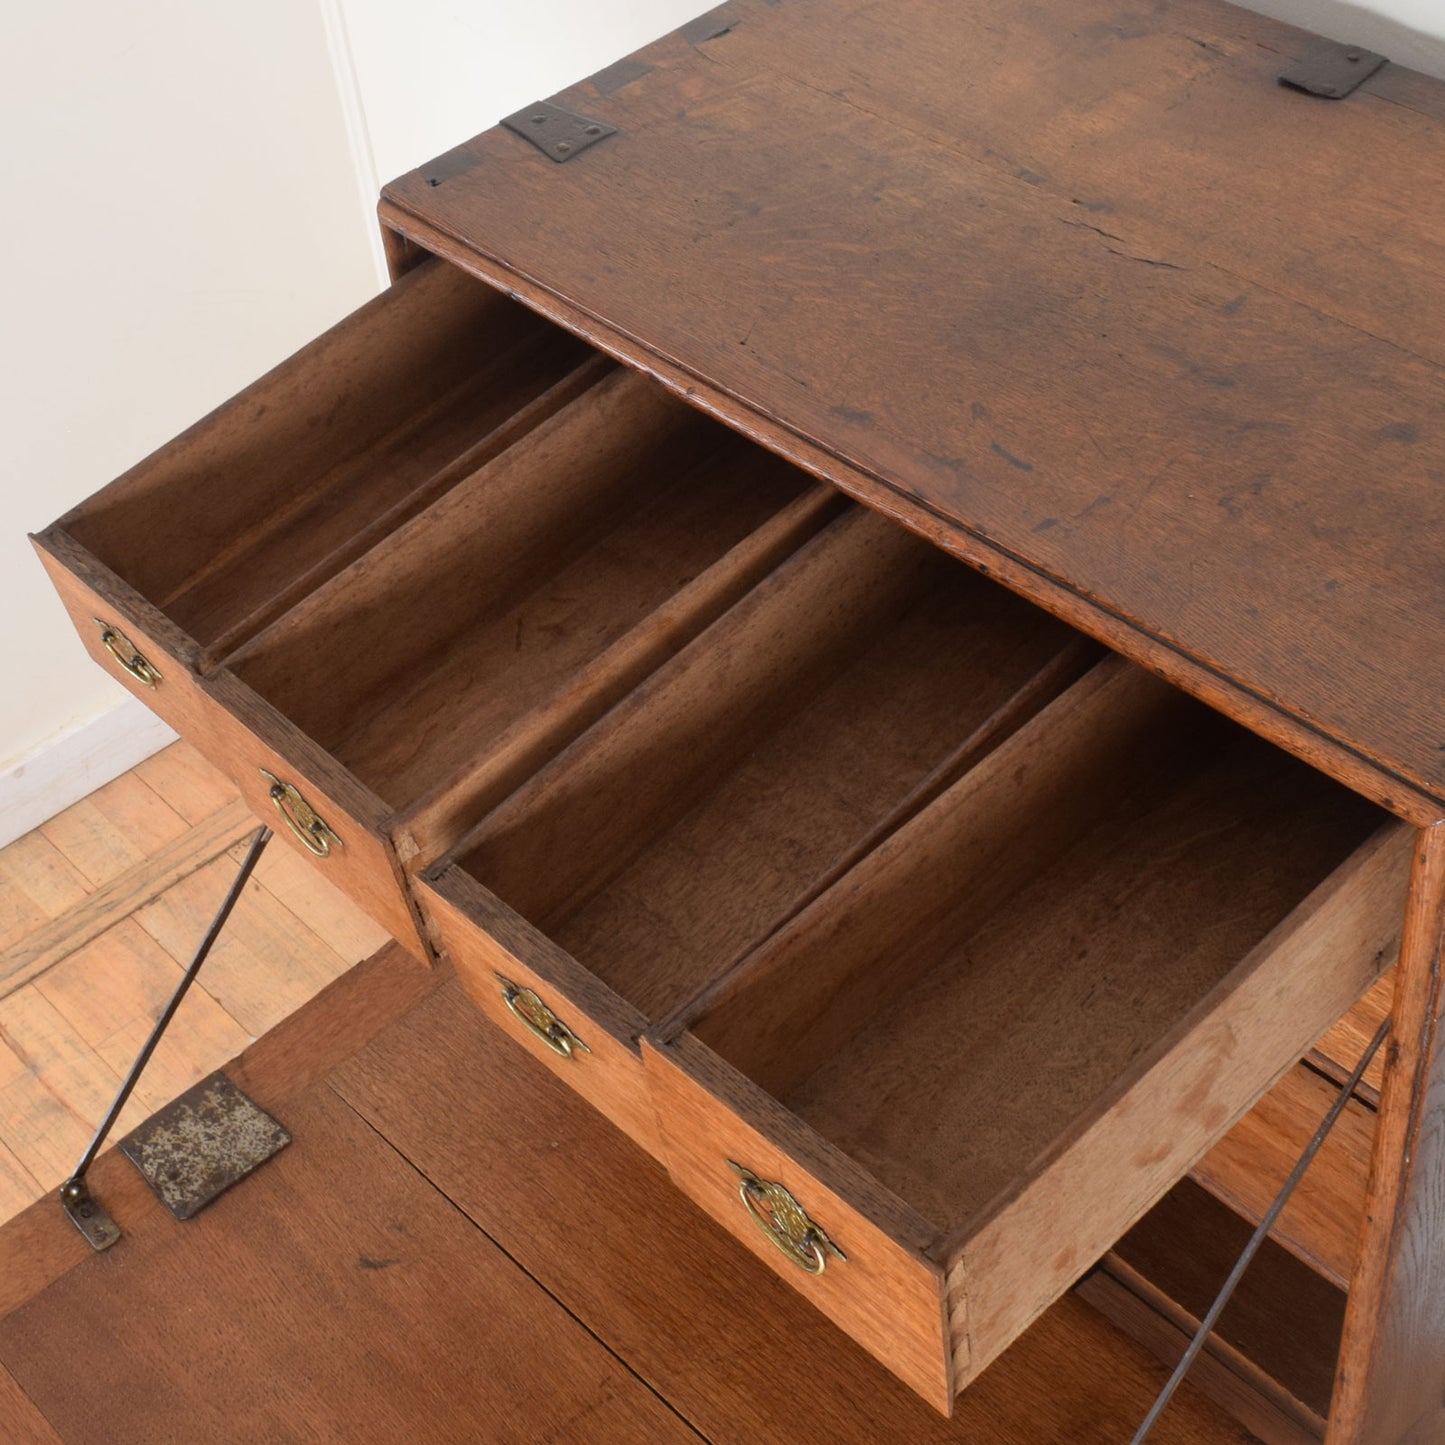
[0,697,177,850]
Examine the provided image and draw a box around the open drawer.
[417,503,1093,1152]
[37,258,593,675]
[643,658,1410,1410]
[34,255,835,951]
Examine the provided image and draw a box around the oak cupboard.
[34,0,1445,1437]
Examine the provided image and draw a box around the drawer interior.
[63,259,596,660]
[227,364,824,816]
[685,658,1390,1238]
[443,504,1090,1021]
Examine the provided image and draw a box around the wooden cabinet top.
[380,0,1445,820]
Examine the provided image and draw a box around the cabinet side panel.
[1330,824,1445,1444]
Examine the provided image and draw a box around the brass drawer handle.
[260,770,342,857]
[729,1161,847,1275]
[494,974,590,1059]
[95,620,161,688]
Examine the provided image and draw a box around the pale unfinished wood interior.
[227,365,822,815]
[64,259,594,658]
[448,505,1091,1020]
[689,660,1389,1238]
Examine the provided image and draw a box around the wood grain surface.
[335,976,1254,1442]
[382,0,1445,820]
[0,1086,696,1445]
[0,1366,57,1445]
[0,941,435,1322]
[1192,1064,1374,1291]
[446,504,1082,1021]
[56,258,582,658]
[0,743,391,1225]
[646,1028,953,1409]
[0,962,1255,1443]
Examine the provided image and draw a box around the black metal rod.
[63,825,272,1186]
[1131,1014,1392,1443]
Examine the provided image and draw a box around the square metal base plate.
[120,1072,290,1221]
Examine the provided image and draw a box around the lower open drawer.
[644,658,1408,1409]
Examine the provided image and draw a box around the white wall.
[333,0,710,195]
[0,0,384,839]
[1246,0,1445,75]
[1,0,1441,840]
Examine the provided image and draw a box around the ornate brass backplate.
[260,770,342,857]
[495,974,590,1059]
[95,619,161,688]
[729,1161,847,1274]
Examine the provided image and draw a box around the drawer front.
[36,528,211,738]
[420,867,661,1155]
[36,525,422,955]
[644,1033,951,1412]
[198,670,424,957]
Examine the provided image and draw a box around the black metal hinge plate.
[1279,40,1388,99]
[61,1178,121,1251]
[501,101,616,162]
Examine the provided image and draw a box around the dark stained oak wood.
[0,1085,699,1445]
[331,976,1254,1442]
[0,1365,59,1445]
[28,0,1445,1432]
[382,0,1445,822]
[700,0,1445,367]
[0,943,436,1321]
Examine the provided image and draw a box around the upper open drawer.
[51,258,597,666]
[35,254,836,951]
[645,658,1410,1408]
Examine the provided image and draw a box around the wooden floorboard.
[0,742,391,1224]
[1,800,257,996]
[0,1141,39,1227]
[0,834,89,948]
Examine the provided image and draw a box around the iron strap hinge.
[501,101,617,162]
[1279,39,1388,99]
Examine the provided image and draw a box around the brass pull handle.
[495,974,590,1059]
[729,1161,846,1275]
[96,620,161,688]
[260,770,341,857]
